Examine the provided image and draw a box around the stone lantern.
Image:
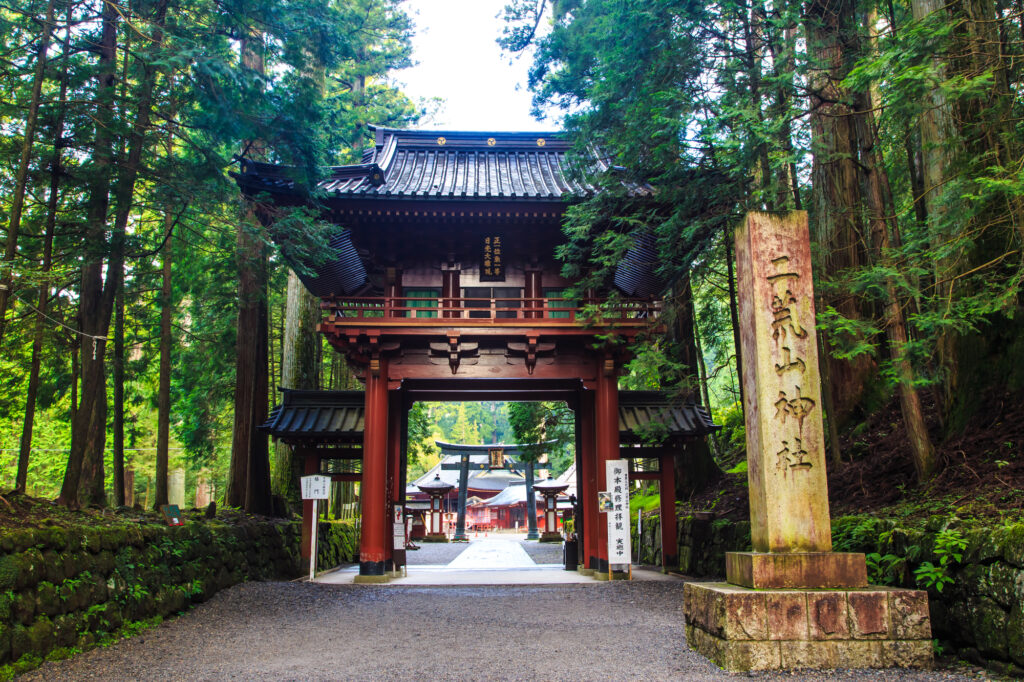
[416,474,454,542]
[533,479,569,542]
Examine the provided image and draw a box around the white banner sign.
[605,459,631,566]
[301,475,330,500]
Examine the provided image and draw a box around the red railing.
[321,296,660,326]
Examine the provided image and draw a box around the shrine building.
[241,126,720,580]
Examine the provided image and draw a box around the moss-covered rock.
[12,591,35,626]
[1002,523,1024,568]
[34,582,60,617]
[26,616,54,655]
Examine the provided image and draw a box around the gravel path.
[22,581,981,682]
[405,540,468,565]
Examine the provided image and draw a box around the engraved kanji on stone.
[777,437,812,469]
[774,385,816,431]
[774,346,807,375]
[767,256,807,342]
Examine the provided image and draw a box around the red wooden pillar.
[660,451,678,571]
[359,355,389,576]
[524,267,542,319]
[300,454,319,562]
[595,355,620,573]
[442,264,459,318]
[579,390,599,571]
[385,390,402,571]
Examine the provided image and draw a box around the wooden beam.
[331,473,361,483]
[294,446,363,460]
[620,447,673,459]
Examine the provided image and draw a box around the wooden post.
[595,355,620,573]
[579,390,598,570]
[358,355,389,578]
[300,455,318,561]
[442,264,459,318]
[659,452,678,571]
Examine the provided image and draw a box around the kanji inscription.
[735,212,833,554]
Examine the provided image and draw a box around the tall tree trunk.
[273,271,320,505]
[0,0,58,344]
[805,0,874,427]
[155,209,174,509]
[17,8,71,492]
[58,0,119,508]
[227,32,273,515]
[112,276,126,505]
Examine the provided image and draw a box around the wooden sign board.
[481,235,506,281]
[301,475,331,500]
[160,504,184,527]
[606,459,632,566]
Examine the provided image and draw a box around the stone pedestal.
[726,551,867,589]
[684,583,933,671]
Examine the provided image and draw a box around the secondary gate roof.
[261,388,718,445]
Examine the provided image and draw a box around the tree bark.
[273,271,320,505]
[17,7,71,492]
[0,0,58,345]
[805,0,874,426]
[227,32,273,515]
[155,209,174,509]
[58,0,119,508]
[724,233,744,409]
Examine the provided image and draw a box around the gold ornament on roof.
[437,137,446,146]
[537,138,546,147]
[487,137,496,146]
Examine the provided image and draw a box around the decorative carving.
[428,338,479,374]
[506,337,555,375]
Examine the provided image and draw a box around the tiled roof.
[234,126,652,203]
[409,454,525,493]
[259,390,364,444]
[618,391,720,440]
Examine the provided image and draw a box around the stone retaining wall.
[634,512,1024,676]
[0,517,359,669]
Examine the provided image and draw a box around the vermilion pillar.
[442,264,460,318]
[578,390,599,571]
[595,356,620,573]
[660,452,678,570]
[300,454,319,562]
[524,267,542,319]
[386,390,402,572]
[359,355,389,576]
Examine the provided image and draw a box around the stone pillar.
[357,354,390,580]
[169,468,185,508]
[684,212,932,672]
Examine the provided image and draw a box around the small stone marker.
[682,212,933,672]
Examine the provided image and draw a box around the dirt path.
[21,581,977,681]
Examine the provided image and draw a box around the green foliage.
[913,529,967,593]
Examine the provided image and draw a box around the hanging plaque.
[481,234,506,282]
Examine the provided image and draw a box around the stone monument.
[683,212,933,671]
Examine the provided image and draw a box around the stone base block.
[539,533,563,543]
[726,551,867,589]
[353,574,391,584]
[420,534,449,543]
[683,582,932,672]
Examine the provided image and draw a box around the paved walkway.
[319,534,598,585]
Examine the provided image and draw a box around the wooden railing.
[321,296,660,326]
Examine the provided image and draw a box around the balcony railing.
[321,296,660,327]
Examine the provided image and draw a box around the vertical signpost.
[392,505,406,576]
[301,475,330,581]
[602,459,631,579]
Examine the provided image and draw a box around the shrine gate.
[238,127,719,580]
